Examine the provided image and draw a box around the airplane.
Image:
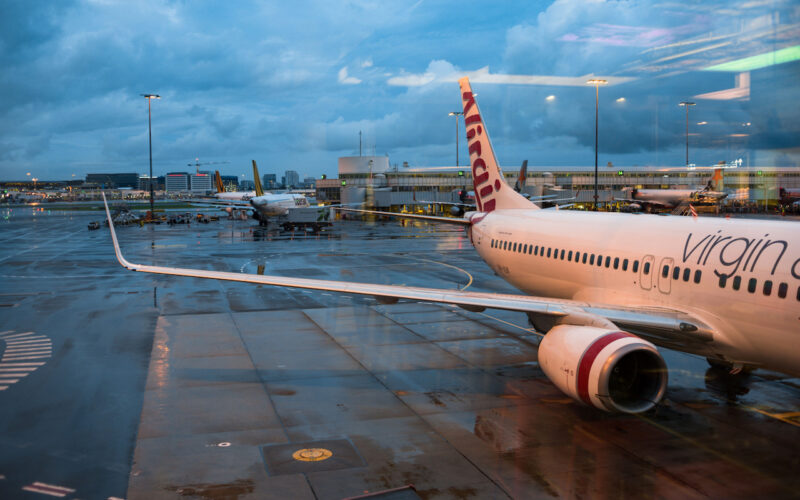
[102,76,800,414]
[779,187,800,206]
[192,160,310,224]
[617,168,727,212]
[212,170,257,201]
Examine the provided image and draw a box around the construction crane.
[187,158,230,174]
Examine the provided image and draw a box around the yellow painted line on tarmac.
[742,406,800,427]
[477,311,544,338]
[635,413,766,478]
[410,256,473,291]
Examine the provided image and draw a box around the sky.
[1,0,798,182]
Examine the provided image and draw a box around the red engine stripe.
[576,332,632,406]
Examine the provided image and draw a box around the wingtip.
[102,193,136,270]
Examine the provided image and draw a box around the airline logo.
[460,77,501,213]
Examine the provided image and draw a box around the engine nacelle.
[538,325,668,413]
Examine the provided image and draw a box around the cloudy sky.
[1,0,798,181]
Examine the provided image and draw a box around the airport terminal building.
[316,156,800,212]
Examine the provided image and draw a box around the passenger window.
[553,248,558,259]
[582,253,588,264]
[748,278,757,293]
[672,267,680,280]
[613,257,619,269]
[513,242,517,252]
[523,244,528,253]
[633,261,639,273]
[718,274,727,288]
[797,286,800,301]
[590,254,595,265]
[763,280,772,296]
[694,270,701,284]
[778,282,787,298]
[733,276,741,290]
[683,268,690,282]
[560,249,565,260]
[622,258,628,271]
[662,265,669,278]
[568,250,573,261]
[528,245,533,255]
[547,248,551,258]
[534,245,539,255]
[643,262,650,274]
[597,255,603,267]
[604,256,610,268]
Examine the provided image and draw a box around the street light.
[587,79,607,211]
[142,93,160,217]
[679,101,696,167]
[448,111,463,167]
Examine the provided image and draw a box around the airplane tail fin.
[214,170,225,193]
[458,77,536,212]
[514,160,528,193]
[252,160,264,197]
[709,167,724,191]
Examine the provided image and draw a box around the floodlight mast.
[679,101,696,166]
[141,94,161,217]
[587,79,607,211]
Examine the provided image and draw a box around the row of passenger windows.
[718,274,800,300]
[490,237,800,301]
[490,238,697,280]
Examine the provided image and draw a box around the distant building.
[262,174,277,190]
[190,171,213,192]
[138,175,164,191]
[239,180,255,191]
[86,173,139,189]
[284,170,300,188]
[302,176,316,189]
[220,175,239,191]
[165,172,189,192]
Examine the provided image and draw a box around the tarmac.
[0,205,799,499]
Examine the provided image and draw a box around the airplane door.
[640,255,654,290]
[657,257,673,294]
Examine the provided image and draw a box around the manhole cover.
[292,448,332,462]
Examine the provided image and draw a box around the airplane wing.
[104,195,715,352]
[188,198,252,209]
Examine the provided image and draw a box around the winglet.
[102,193,137,270]
[252,160,264,197]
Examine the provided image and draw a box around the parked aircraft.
[618,168,727,212]
[193,160,310,224]
[780,187,800,206]
[103,77,800,414]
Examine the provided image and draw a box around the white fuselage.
[249,193,310,217]
[215,191,257,201]
[628,188,726,207]
[470,209,800,375]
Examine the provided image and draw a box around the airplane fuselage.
[471,209,800,375]
[249,193,310,217]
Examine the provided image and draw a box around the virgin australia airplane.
[103,77,800,414]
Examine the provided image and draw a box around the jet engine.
[538,325,668,413]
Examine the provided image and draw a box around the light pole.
[587,79,607,211]
[142,93,160,217]
[679,101,696,166]
[448,111,463,168]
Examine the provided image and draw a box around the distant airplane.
[780,187,800,206]
[618,168,727,212]
[192,160,310,224]
[104,76,800,414]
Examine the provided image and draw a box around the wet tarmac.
[1,206,799,499]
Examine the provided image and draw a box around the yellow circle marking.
[292,448,333,462]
